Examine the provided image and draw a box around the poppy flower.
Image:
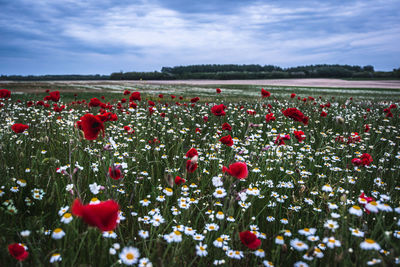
[216,88,221,93]
[129,102,137,109]
[265,113,276,122]
[123,90,130,95]
[148,100,155,106]
[290,93,296,98]
[282,108,307,124]
[109,165,123,180]
[203,116,208,122]
[360,153,373,166]
[89,98,102,107]
[158,94,164,98]
[186,148,198,158]
[79,114,104,140]
[219,135,233,146]
[130,92,141,101]
[275,134,290,146]
[222,162,248,179]
[294,130,306,142]
[8,243,29,261]
[0,89,11,99]
[222,122,232,131]
[352,153,373,166]
[49,91,60,102]
[239,231,261,250]
[190,97,200,103]
[364,124,370,132]
[186,159,198,173]
[72,199,120,231]
[261,88,270,98]
[211,104,226,116]
[11,123,29,133]
[175,176,186,185]
[320,111,327,117]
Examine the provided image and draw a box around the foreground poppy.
[186,148,198,158]
[109,165,123,180]
[11,123,29,133]
[79,114,104,140]
[294,130,306,142]
[282,108,309,125]
[219,135,233,146]
[211,104,226,116]
[352,153,373,166]
[222,162,248,179]
[130,92,141,101]
[261,88,271,98]
[0,89,11,99]
[72,199,120,231]
[175,176,186,185]
[239,231,261,250]
[8,243,29,261]
[222,122,232,131]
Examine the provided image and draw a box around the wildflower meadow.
[1,87,400,266]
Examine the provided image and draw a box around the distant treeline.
[1,64,400,81]
[110,64,400,80]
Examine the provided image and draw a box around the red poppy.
[148,100,155,106]
[294,130,305,143]
[261,88,270,98]
[265,113,276,122]
[171,95,176,99]
[360,153,373,166]
[364,124,370,132]
[175,176,186,185]
[0,89,11,99]
[190,97,200,103]
[275,134,290,146]
[222,162,248,179]
[186,148,198,158]
[359,193,375,214]
[79,114,104,140]
[219,135,233,146]
[148,107,155,115]
[320,111,327,117]
[239,231,261,250]
[72,199,120,231]
[8,243,29,261]
[282,108,306,123]
[49,91,60,102]
[186,159,198,173]
[109,165,123,180]
[89,98,102,107]
[158,94,164,98]
[216,88,221,93]
[352,153,373,166]
[130,92,141,101]
[290,93,296,98]
[222,122,232,131]
[160,112,166,117]
[129,102,137,109]
[123,90,130,95]
[11,123,29,133]
[211,104,226,116]
[203,116,208,122]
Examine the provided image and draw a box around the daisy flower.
[360,239,381,250]
[119,246,140,265]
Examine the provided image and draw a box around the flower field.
[1,87,400,266]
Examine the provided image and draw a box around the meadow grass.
[1,86,400,266]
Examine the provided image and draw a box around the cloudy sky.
[1,0,399,75]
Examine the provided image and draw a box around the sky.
[1,0,399,75]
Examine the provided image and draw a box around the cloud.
[0,0,399,74]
